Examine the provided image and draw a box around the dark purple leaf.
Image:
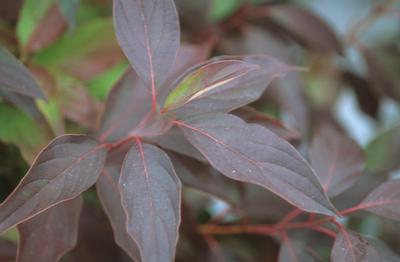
[129,111,173,138]
[170,154,241,207]
[264,5,343,54]
[99,68,151,142]
[241,183,293,221]
[331,229,382,262]
[0,47,45,100]
[114,0,180,90]
[217,25,296,63]
[64,202,132,262]
[167,55,297,119]
[17,196,83,262]
[96,146,141,262]
[177,113,336,216]
[148,126,206,162]
[361,47,399,101]
[0,91,46,122]
[119,140,181,261]
[0,239,16,262]
[266,73,310,136]
[359,180,400,221]
[233,106,300,141]
[341,71,380,118]
[278,237,323,262]
[163,59,259,111]
[0,0,23,24]
[0,135,107,234]
[158,41,213,104]
[310,124,364,197]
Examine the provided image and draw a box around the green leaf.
[37,99,65,136]
[0,104,51,162]
[16,0,55,48]
[88,61,129,100]
[32,18,121,78]
[365,125,400,173]
[208,0,242,22]
[164,59,258,110]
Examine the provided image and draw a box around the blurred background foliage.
[0,0,399,261]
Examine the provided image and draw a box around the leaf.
[167,55,296,119]
[25,5,66,53]
[174,0,211,35]
[98,68,151,142]
[0,0,23,24]
[32,18,124,80]
[341,71,380,118]
[16,0,53,47]
[177,113,336,216]
[0,103,51,163]
[367,237,400,262]
[64,202,132,262]
[361,47,399,101]
[233,106,300,141]
[17,196,83,262]
[208,0,242,22]
[0,239,16,262]
[365,125,400,173]
[310,124,364,197]
[119,140,181,262]
[278,237,323,262]
[331,229,382,262]
[57,75,100,130]
[163,59,259,111]
[266,73,310,135]
[114,0,180,90]
[148,126,206,162]
[0,135,107,234]
[158,41,213,104]
[88,61,129,101]
[96,148,141,262]
[170,153,241,207]
[359,180,400,221]
[0,47,45,99]
[0,89,46,122]
[264,4,343,54]
[57,0,80,29]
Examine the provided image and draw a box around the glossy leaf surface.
[0,135,107,234]
[119,140,181,262]
[0,47,45,99]
[17,196,83,262]
[178,113,335,216]
[158,41,213,104]
[331,230,382,262]
[164,59,258,110]
[114,0,180,89]
[360,180,400,221]
[170,55,296,119]
[310,125,364,197]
